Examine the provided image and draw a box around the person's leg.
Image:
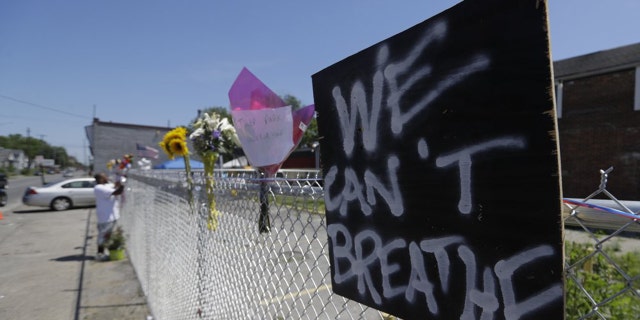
[97,222,107,254]
[96,221,115,259]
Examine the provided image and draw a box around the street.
[0,204,88,320]
[0,172,151,320]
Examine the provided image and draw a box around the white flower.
[189,111,241,153]
[229,130,241,146]
[219,118,233,131]
[192,117,204,129]
[189,127,205,140]
[204,113,221,130]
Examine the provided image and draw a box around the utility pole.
[83,139,87,168]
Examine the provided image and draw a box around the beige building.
[85,118,172,174]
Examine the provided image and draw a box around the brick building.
[555,42,640,199]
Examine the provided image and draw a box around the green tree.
[299,116,318,149]
[49,146,69,167]
[282,94,301,111]
[7,135,46,168]
[191,107,232,125]
[0,134,70,168]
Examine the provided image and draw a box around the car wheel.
[51,197,72,211]
[0,193,6,207]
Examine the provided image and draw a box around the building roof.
[554,42,640,79]
[90,118,172,131]
[0,148,24,160]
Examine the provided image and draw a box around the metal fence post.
[258,180,270,233]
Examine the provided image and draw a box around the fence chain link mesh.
[121,168,640,319]
[563,168,640,319]
[122,169,384,320]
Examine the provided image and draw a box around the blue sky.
[1,0,639,165]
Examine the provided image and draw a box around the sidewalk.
[0,205,151,320]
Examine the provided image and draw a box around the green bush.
[565,241,640,318]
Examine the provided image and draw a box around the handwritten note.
[232,107,294,167]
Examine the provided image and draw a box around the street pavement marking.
[260,284,332,305]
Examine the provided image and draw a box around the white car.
[23,178,97,211]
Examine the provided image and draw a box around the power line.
[0,93,91,120]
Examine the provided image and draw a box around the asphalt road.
[0,173,151,320]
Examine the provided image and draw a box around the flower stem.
[203,152,219,231]
[183,154,194,210]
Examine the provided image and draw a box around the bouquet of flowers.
[159,127,195,209]
[107,153,134,188]
[228,67,315,233]
[189,111,240,231]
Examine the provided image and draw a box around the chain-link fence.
[121,168,640,319]
[121,169,386,320]
[563,168,640,319]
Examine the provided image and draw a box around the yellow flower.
[158,139,169,156]
[168,139,189,157]
[165,127,187,141]
[160,127,189,159]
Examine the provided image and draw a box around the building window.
[635,66,640,111]
[555,81,563,118]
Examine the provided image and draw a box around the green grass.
[273,194,325,215]
[565,241,640,318]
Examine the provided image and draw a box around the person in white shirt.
[93,173,124,261]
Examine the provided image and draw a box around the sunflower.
[168,138,189,157]
[165,127,187,141]
[160,127,189,159]
[157,126,195,210]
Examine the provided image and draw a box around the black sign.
[312,0,563,319]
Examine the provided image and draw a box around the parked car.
[23,178,97,211]
[0,173,6,207]
[0,173,7,189]
[63,169,74,177]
